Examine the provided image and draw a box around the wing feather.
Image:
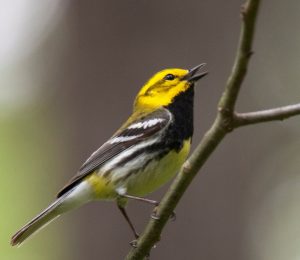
[57,109,171,198]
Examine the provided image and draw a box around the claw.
[151,211,160,220]
[129,239,138,248]
[151,207,176,221]
[170,211,176,221]
[151,206,160,220]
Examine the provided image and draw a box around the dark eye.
[164,74,175,81]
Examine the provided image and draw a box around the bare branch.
[234,103,300,127]
[218,0,260,113]
[125,0,261,259]
[125,0,300,257]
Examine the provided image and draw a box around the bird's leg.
[121,194,159,206]
[121,194,176,221]
[117,203,139,240]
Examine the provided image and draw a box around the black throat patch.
[163,86,194,151]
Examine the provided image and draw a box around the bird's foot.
[129,239,138,248]
[151,206,176,221]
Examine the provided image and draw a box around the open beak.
[183,63,208,83]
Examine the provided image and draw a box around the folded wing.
[57,108,172,198]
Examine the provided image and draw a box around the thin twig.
[234,103,300,127]
[218,0,260,113]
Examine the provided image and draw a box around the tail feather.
[11,198,63,247]
[11,180,93,246]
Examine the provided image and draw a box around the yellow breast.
[125,139,191,196]
[85,139,191,199]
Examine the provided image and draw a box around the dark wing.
[57,108,172,197]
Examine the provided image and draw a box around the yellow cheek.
[135,82,190,110]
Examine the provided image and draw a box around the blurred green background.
[1,0,300,259]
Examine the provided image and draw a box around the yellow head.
[134,64,207,111]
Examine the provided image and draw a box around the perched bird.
[11,64,208,246]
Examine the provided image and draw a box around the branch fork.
[125,0,300,259]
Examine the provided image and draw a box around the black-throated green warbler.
[11,64,208,246]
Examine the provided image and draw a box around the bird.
[11,64,208,246]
